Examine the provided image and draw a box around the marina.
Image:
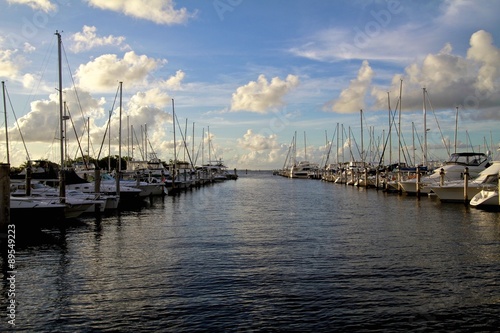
[0,2,499,331]
[1,171,500,332]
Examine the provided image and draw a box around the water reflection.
[2,172,500,332]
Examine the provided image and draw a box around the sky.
[0,0,499,170]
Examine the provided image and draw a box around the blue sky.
[1,0,499,169]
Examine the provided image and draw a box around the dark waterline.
[2,171,500,332]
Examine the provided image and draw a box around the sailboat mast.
[387,91,391,166]
[304,131,307,161]
[56,31,65,202]
[398,79,402,167]
[360,109,363,163]
[118,81,123,172]
[454,106,458,154]
[172,98,177,175]
[423,87,427,166]
[2,81,9,164]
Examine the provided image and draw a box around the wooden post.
[1,163,10,230]
[463,167,469,203]
[25,166,32,196]
[416,166,421,197]
[115,170,120,199]
[364,168,368,188]
[397,168,402,194]
[94,168,101,213]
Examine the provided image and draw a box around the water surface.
[2,171,500,332]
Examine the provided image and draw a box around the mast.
[423,87,427,166]
[192,122,195,168]
[172,99,177,186]
[412,122,415,166]
[127,115,130,160]
[454,106,458,154]
[303,131,307,161]
[201,127,205,165]
[87,117,90,167]
[118,81,123,173]
[398,79,402,167]
[131,124,134,160]
[387,91,391,166]
[207,126,211,163]
[56,31,65,202]
[360,109,364,163]
[336,123,339,165]
[2,81,9,164]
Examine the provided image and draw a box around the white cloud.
[74,51,165,92]
[290,1,500,64]
[159,70,185,91]
[8,87,106,144]
[327,60,374,114]
[466,30,500,93]
[128,88,171,109]
[0,49,21,78]
[7,0,56,12]
[237,129,279,151]
[370,30,500,120]
[86,0,196,25]
[70,25,128,53]
[23,42,36,53]
[231,74,299,113]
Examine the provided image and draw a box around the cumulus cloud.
[8,87,106,143]
[327,60,374,113]
[128,88,171,109]
[159,70,185,91]
[0,49,21,78]
[467,30,500,93]
[74,51,165,92]
[370,30,500,119]
[237,129,279,151]
[86,0,196,25]
[231,74,299,113]
[70,26,127,53]
[7,0,56,12]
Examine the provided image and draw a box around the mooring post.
[0,163,10,231]
[463,167,469,203]
[94,168,101,213]
[25,166,32,196]
[416,166,421,197]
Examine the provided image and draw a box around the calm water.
[2,171,500,332]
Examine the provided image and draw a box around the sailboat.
[2,81,67,222]
[398,89,492,195]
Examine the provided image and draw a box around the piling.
[375,169,380,190]
[94,168,101,213]
[416,166,421,197]
[463,167,469,203]
[363,168,368,188]
[115,170,121,199]
[1,163,10,230]
[24,166,32,196]
[397,169,402,194]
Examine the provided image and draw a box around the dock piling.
[1,163,10,230]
